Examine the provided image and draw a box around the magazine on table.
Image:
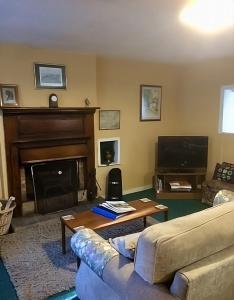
[100,201,136,213]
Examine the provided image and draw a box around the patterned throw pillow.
[213,163,234,183]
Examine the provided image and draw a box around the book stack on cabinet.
[154,170,206,200]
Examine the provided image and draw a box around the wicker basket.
[0,200,16,235]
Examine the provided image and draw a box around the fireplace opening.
[21,158,87,215]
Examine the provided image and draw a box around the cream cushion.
[109,232,140,259]
[134,201,234,284]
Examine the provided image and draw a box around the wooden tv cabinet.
[154,170,206,200]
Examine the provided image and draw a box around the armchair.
[202,162,234,206]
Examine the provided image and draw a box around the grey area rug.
[0,216,152,300]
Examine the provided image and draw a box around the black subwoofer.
[106,168,122,201]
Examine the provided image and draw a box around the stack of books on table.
[169,181,192,192]
[91,201,136,220]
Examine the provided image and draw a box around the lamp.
[179,0,234,33]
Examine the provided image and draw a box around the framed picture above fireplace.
[34,63,67,89]
[98,137,120,167]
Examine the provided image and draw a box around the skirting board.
[123,185,152,195]
[99,184,152,199]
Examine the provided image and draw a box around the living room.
[0,1,234,300]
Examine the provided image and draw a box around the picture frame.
[140,85,162,121]
[99,110,120,130]
[97,137,120,167]
[34,63,67,89]
[0,84,19,107]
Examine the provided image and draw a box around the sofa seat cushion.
[170,244,234,300]
[102,255,176,300]
[134,201,234,284]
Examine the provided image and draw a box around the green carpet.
[0,258,18,299]
[0,188,209,300]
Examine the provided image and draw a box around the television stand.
[154,170,206,200]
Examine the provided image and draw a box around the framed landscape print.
[99,110,120,130]
[0,84,19,107]
[140,85,162,121]
[34,63,67,89]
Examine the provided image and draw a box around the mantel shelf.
[1,106,100,115]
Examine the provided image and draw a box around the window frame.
[219,85,234,134]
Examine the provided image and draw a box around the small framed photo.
[140,85,162,121]
[0,84,19,107]
[98,137,120,167]
[99,110,120,130]
[34,63,66,89]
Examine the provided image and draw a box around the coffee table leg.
[61,220,66,254]
[143,216,147,227]
[77,257,81,269]
[164,210,168,222]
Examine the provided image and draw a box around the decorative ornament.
[49,93,58,108]
[84,98,90,107]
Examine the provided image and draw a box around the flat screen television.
[157,136,208,171]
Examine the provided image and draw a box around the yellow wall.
[0,44,97,107]
[96,57,179,195]
[0,43,180,197]
[1,43,234,199]
[0,43,97,197]
[177,57,234,178]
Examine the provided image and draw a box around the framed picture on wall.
[140,85,162,121]
[34,63,67,89]
[99,110,120,130]
[0,84,19,107]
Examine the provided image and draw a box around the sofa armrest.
[71,228,118,278]
[170,245,234,300]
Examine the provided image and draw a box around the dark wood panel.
[20,144,88,164]
[18,115,85,138]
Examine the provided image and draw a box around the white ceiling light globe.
[179,0,234,33]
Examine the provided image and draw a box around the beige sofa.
[71,201,234,300]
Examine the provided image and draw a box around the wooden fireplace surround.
[1,107,99,216]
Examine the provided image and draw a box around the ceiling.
[0,0,234,64]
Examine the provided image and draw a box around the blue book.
[91,206,125,220]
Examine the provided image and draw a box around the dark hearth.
[31,160,78,214]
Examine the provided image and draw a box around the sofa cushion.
[170,244,234,300]
[213,163,234,183]
[134,201,234,284]
[213,189,234,206]
[109,232,140,259]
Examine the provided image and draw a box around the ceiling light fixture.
[179,0,234,33]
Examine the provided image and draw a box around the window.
[220,85,234,133]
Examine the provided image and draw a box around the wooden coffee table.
[60,199,168,254]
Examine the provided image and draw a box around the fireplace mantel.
[1,107,99,216]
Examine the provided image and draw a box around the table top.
[61,199,168,232]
